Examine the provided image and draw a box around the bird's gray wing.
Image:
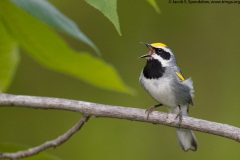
[171,66,194,106]
[171,66,185,82]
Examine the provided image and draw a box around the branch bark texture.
[0,93,240,144]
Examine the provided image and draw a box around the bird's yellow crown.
[151,42,167,48]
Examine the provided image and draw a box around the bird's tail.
[176,128,197,151]
[168,105,198,151]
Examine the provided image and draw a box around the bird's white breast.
[139,72,176,107]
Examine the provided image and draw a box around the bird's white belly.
[140,76,176,107]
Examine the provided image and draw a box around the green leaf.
[0,18,19,92]
[0,143,61,160]
[85,0,121,36]
[11,0,100,55]
[146,0,160,13]
[0,1,134,94]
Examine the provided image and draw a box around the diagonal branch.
[0,114,90,159]
[0,93,239,148]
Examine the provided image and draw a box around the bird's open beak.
[139,54,150,58]
[139,42,154,58]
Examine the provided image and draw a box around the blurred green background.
[1,0,240,159]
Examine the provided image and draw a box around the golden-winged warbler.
[139,42,197,151]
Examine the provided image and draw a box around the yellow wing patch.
[151,42,167,48]
[175,72,185,81]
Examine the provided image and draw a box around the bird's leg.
[174,105,183,127]
[145,103,162,119]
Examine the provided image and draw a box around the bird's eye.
[157,48,163,53]
[155,48,171,60]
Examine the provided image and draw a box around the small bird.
[139,42,197,151]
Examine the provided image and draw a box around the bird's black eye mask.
[154,48,171,60]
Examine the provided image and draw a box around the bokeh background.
[1,0,240,159]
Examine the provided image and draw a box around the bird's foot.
[175,106,183,127]
[145,104,162,120]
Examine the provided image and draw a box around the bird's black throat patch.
[143,59,165,79]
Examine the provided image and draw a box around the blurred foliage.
[0,0,240,160]
[11,0,100,55]
[85,0,121,35]
[0,0,133,94]
[0,20,19,91]
[146,0,161,13]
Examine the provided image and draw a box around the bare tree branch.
[0,114,90,159]
[0,93,239,159]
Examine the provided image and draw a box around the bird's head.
[139,42,176,67]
